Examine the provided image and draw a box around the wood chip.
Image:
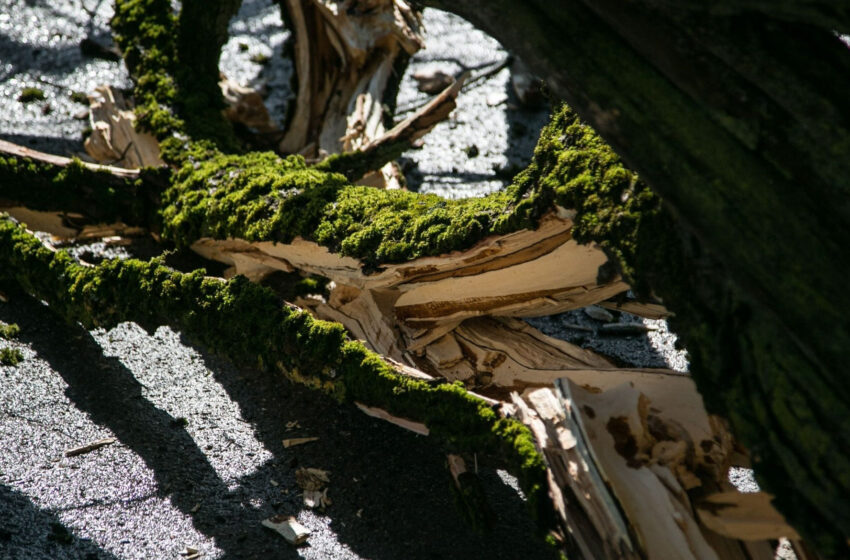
[584,305,614,322]
[64,437,116,457]
[354,402,429,435]
[283,437,319,448]
[262,515,310,545]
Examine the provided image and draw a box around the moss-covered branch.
[0,153,166,228]
[0,214,552,528]
[111,0,239,152]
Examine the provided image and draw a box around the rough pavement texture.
[0,1,732,559]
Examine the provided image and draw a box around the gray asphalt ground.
[1,1,709,559]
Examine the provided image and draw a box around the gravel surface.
[0,293,554,560]
[0,1,756,559]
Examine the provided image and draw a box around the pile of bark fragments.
[0,1,816,558]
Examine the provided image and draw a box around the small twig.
[106,141,135,166]
[0,138,141,180]
[396,56,512,115]
[64,437,117,457]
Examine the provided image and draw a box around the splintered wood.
[262,515,310,545]
[85,86,164,168]
[191,211,630,389]
[511,380,801,559]
[278,0,424,161]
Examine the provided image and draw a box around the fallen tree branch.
[0,138,167,234]
[0,216,554,529]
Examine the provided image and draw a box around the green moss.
[111,0,239,152]
[512,104,662,288]
[18,88,45,103]
[111,0,183,140]
[0,155,164,228]
[69,91,89,105]
[0,322,20,340]
[0,347,23,366]
[160,148,542,266]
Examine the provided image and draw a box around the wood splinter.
[261,515,310,545]
[64,437,117,457]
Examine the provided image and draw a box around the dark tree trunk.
[426,0,850,555]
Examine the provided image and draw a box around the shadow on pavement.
[5,290,556,559]
[0,483,121,560]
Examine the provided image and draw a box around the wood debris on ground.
[178,546,201,559]
[282,437,319,448]
[295,467,331,509]
[64,437,117,457]
[261,515,310,546]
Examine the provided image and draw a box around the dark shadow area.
[502,62,551,177]
[4,293,302,560]
[3,291,557,559]
[0,484,121,560]
[0,35,87,82]
[193,345,558,560]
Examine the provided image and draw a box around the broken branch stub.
[279,0,424,157]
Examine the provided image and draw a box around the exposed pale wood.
[85,85,164,168]
[0,138,140,179]
[354,402,430,435]
[511,389,637,559]
[314,284,406,360]
[219,75,277,133]
[558,380,721,559]
[64,437,117,457]
[279,0,424,160]
[394,238,628,328]
[261,515,310,545]
[447,453,467,481]
[190,212,629,333]
[283,437,319,448]
[696,492,801,541]
[0,207,146,240]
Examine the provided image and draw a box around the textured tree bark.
[424,0,850,555]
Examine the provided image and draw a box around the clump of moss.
[157,104,662,273]
[0,322,20,340]
[69,91,89,105]
[0,347,23,366]
[512,103,662,287]
[111,0,183,140]
[18,87,45,103]
[160,148,542,266]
